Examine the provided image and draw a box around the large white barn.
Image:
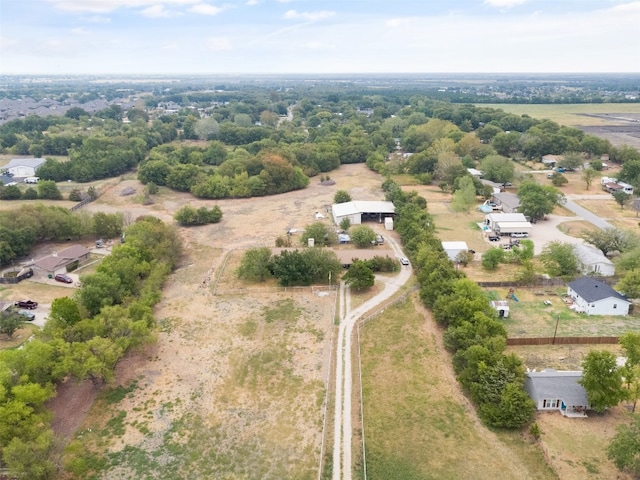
[331,201,395,226]
[3,158,46,177]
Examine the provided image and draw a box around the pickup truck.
[14,300,38,309]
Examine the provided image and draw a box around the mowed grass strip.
[359,296,556,480]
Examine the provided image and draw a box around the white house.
[467,168,483,178]
[331,200,395,226]
[574,243,615,277]
[524,370,589,417]
[566,277,631,316]
[442,241,469,262]
[3,158,46,177]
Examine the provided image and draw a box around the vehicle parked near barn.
[14,299,38,309]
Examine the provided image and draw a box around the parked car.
[400,257,410,266]
[488,235,500,242]
[17,310,35,321]
[511,232,529,238]
[14,299,38,309]
[54,273,73,284]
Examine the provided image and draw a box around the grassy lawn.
[478,103,640,126]
[487,287,640,338]
[359,295,556,480]
[0,323,39,350]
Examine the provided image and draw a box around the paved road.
[564,196,615,230]
[332,233,412,480]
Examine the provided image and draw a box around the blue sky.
[1,0,639,74]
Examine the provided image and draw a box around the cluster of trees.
[0,216,181,479]
[517,181,565,222]
[481,240,535,271]
[174,205,223,226]
[383,178,535,428]
[0,180,63,201]
[237,246,342,287]
[0,205,123,266]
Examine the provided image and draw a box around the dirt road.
[332,234,411,480]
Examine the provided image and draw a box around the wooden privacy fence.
[507,336,619,346]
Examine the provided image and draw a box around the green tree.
[582,227,639,255]
[301,222,336,247]
[607,414,640,477]
[451,175,477,213]
[0,312,24,338]
[582,167,599,190]
[3,430,57,480]
[551,173,568,187]
[23,187,38,200]
[517,182,565,222]
[479,382,535,428]
[482,247,505,270]
[580,350,624,413]
[0,185,22,200]
[37,180,62,200]
[237,247,272,282]
[540,241,581,277]
[559,151,584,170]
[617,271,640,299]
[339,217,351,231]
[479,155,515,184]
[350,225,376,248]
[334,190,352,204]
[613,191,632,210]
[49,297,82,328]
[92,212,123,239]
[342,260,375,290]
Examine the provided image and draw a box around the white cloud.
[283,10,335,21]
[46,0,199,13]
[609,1,640,12]
[83,15,112,23]
[246,0,260,5]
[140,5,171,17]
[386,17,411,28]
[71,27,89,34]
[304,41,334,50]
[483,0,528,7]
[206,36,232,51]
[189,3,223,15]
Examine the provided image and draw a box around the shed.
[484,213,528,231]
[524,370,589,417]
[574,243,615,277]
[442,241,469,262]
[331,200,395,226]
[567,277,631,316]
[3,158,46,177]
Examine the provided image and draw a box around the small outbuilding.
[490,300,510,318]
[566,277,631,316]
[484,213,532,236]
[442,241,469,262]
[524,370,589,417]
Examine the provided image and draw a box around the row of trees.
[383,178,535,428]
[0,216,182,479]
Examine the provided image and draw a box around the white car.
[400,257,410,266]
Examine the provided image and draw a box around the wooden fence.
[507,336,619,346]
[477,277,618,288]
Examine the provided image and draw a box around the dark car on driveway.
[17,310,36,321]
[14,300,38,309]
[488,235,500,242]
[54,273,73,284]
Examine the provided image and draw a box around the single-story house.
[574,243,615,277]
[3,158,46,177]
[442,241,469,262]
[491,192,520,213]
[484,213,532,236]
[567,277,631,316]
[31,244,91,278]
[331,200,395,226]
[524,370,589,417]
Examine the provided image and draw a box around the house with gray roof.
[524,370,589,417]
[491,192,521,213]
[567,277,631,316]
[574,243,615,277]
